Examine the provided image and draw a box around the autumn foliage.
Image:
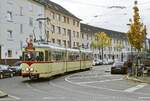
[127,1,146,51]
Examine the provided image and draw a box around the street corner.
[0,90,8,98]
[125,75,150,84]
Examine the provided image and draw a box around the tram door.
[81,52,86,69]
[45,50,51,74]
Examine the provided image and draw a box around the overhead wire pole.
[36,17,51,43]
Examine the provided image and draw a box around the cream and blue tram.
[21,43,93,79]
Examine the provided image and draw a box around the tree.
[91,32,111,61]
[127,1,147,77]
[127,1,146,51]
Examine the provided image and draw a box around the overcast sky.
[51,0,150,37]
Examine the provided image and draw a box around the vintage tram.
[21,42,93,80]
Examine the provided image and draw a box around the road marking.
[65,75,124,92]
[76,78,123,84]
[67,74,119,79]
[0,98,14,101]
[139,97,150,100]
[43,97,65,100]
[124,83,147,93]
[65,75,150,96]
[25,83,47,94]
[8,95,21,100]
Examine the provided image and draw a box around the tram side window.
[85,53,92,61]
[24,52,35,61]
[45,51,49,61]
[52,51,64,62]
[81,53,85,61]
[68,53,80,61]
[36,52,44,61]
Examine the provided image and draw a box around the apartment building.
[36,0,81,48]
[81,23,132,60]
[0,0,45,64]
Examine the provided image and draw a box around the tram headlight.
[25,68,29,72]
[30,68,34,72]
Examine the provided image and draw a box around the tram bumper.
[22,72,30,78]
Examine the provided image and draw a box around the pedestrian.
[127,59,133,76]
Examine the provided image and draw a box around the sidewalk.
[126,75,150,84]
[0,90,8,98]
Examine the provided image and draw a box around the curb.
[0,91,8,98]
[125,75,150,84]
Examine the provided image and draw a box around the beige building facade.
[38,0,81,48]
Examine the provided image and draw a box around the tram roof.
[24,43,92,53]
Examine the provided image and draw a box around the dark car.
[111,61,127,74]
[0,65,14,79]
[8,61,22,76]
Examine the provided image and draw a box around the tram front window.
[23,52,44,61]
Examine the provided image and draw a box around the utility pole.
[36,17,50,43]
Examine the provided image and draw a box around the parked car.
[103,59,109,65]
[111,61,127,74]
[97,59,103,65]
[108,59,114,64]
[8,61,22,76]
[0,65,14,79]
[92,59,103,66]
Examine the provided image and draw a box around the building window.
[63,40,66,47]
[20,24,23,33]
[67,17,69,24]
[73,19,75,26]
[7,30,13,38]
[87,34,89,40]
[62,16,66,23]
[57,39,61,45]
[20,41,23,50]
[52,39,55,43]
[58,27,61,34]
[8,50,12,57]
[46,31,49,41]
[77,21,79,27]
[29,5,33,12]
[76,42,79,47]
[29,17,33,27]
[7,11,13,21]
[56,26,61,34]
[52,12,55,19]
[77,32,79,38]
[73,31,75,37]
[73,42,76,47]
[62,28,66,35]
[52,25,55,33]
[82,33,84,39]
[56,14,61,21]
[68,41,71,48]
[20,6,23,16]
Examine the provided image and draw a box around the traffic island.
[125,75,150,84]
[0,91,8,98]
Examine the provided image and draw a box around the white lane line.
[43,97,65,100]
[0,98,14,101]
[124,83,147,93]
[76,78,123,84]
[0,90,20,100]
[139,97,150,100]
[25,83,47,94]
[65,75,150,96]
[65,76,124,92]
[68,74,116,79]
[8,95,21,100]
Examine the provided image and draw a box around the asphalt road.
[0,65,150,101]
